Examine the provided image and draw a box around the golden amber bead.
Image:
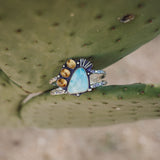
[60,68,71,78]
[66,59,76,69]
[56,79,67,88]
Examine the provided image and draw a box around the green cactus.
[0,0,160,92]
[0,0,160,127]
[20,84,160,128]
[0,69,27,126]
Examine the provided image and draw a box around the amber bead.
[56,79,67,88]
[60,68,71,78]
[66,59,76,69]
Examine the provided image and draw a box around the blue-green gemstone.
[68,68,89,94]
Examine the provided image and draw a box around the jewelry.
[49,58,107,96]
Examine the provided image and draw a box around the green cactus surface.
[0,0,160,92]
[0,0,160,128]
[0,69,26,127]
[20,84,160,128]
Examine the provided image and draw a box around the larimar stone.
[68,68,89,94]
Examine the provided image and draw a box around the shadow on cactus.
[0,0,160,127]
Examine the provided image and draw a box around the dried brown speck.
[62,97,65,100]
[75,102,81,104]
[110,26,116,30]
[53,22,59,26]
[78,2,86,8]
[41,75,47,78]
[33,40,38,43]
[147,19,153,23]
[69,32,75,36]
[16,28,22,33]
[1,83,6,87]
[118,96,123,100]
[154,28,159,32]
[82,42,93,47]
[95,14,103,19]
[120,48,125,52]
[23,57,27,60]
[137,3,145,8]
[119,14,135,23]
[37,64,42,67]
[140,91,144,95]
[115,38,121,42]
[36,10,43,16]
[18,70,23,73]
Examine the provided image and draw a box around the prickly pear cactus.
[0,0,160,127]
[21,84,160,128]
[0,70,27,127]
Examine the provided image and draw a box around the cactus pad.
[0,0,160,92]
[20,84,160,128]
[0,70,26,126]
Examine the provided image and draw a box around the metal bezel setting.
[49,58,107,96]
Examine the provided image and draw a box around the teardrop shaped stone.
[68,68,89,94]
